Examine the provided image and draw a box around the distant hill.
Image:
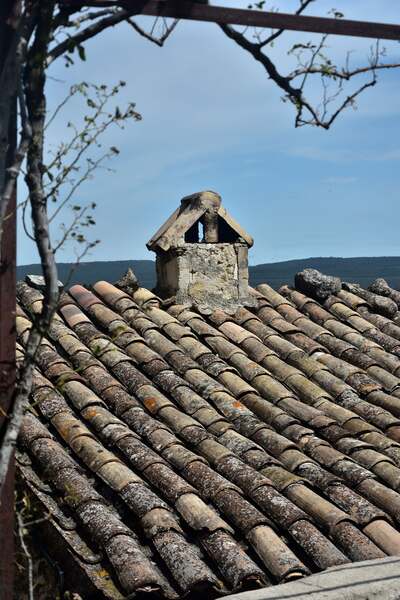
[17,256,400,291]
[17,260,156,289]
[250,257,400,290]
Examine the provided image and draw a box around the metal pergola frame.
[62,1,400,41]
[1,1,399,598]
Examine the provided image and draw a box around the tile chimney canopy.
[147,191,256,312]
[147,190,253,253]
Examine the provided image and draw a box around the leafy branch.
[21,80,140,256]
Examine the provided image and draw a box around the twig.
[17,513,34,600]
[324,76,377,128]
[126,17,179,46]
[48,7,142,63]
[288,60,400,81]
[259,0,315,48]
[219,10,400,128]
[219,23,302,102]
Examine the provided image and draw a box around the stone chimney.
[147,191,256,312]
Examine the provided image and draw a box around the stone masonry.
[148,191,256,312]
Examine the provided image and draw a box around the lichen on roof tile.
[15,264,400,598]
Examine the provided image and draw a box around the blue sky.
[18,1,400,266]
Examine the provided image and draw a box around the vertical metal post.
[0,2,17,597]
[0,138,16,600]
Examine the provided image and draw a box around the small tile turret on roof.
[147,191,256,311]
[147,190,253,252]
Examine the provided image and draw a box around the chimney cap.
[180,190,221,211]
[147,190,253,252]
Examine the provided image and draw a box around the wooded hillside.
[17,257,400,290]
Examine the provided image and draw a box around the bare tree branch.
[323,76,377,129]
[219,21,322,126]
[56,7,117,28]
[17,512,34,600]
[219,5,400,129]
[220,23,302,101]
[48,7,142,63]
[258,0,315,48]
[126,16,179,46]
[288,60,400,82]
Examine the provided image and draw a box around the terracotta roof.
[15,274,400,599]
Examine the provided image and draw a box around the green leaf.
[77,45,86,61]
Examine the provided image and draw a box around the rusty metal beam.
[0,139,16,600]
[60,1,400,41]
[0,2,18,597]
